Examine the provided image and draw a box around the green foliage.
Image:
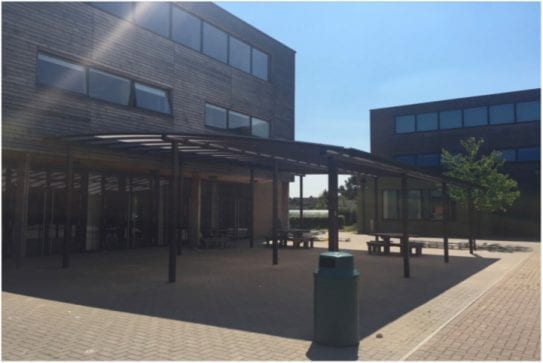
[314,189,328,209]
[441,137,520,213]
[338,176,359,199]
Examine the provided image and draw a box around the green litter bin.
[313,251,359,346]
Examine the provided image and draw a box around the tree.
[441,137,520,213]
[338,176,359,200]
[314,190,328,209]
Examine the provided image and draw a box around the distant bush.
[289,215,344,229]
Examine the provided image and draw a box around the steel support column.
[272,159,278,265]
[99,174,106,251]
[63,147,73,269]
[169,141,179,283]
[249,168,255,248]
[442,182,449,263]
[468,188,474,255]
[359,176,366,234]
[14,154,30,268]
[299,175,304,229]
[328,156,338,252]
[374,177,379,237]
[401,174,410,278]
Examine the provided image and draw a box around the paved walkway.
[406,249,540,361]
[2,233,539,360]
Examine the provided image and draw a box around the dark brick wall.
[2,2,295,157]
[370,89,541,240]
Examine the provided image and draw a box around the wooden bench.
[367,240,424,257]
[366,241,384,255]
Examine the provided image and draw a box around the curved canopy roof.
[59,132,476,188]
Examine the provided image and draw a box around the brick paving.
[406,247,540,361]
[2,233,539,360]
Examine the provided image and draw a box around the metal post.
[374,177,379,238]
[299,175,304,229]
[249,168,255,248]
[272,159,278,265]
[442,182,449,263]
[358,176,366,234]
[63,147,73,268]
[99,174,106,250]
[15,154,30,268]
[401,174,410,278]
[328,156,338,252]
[178,171,184,254]
[468,188,474,255]
[169,141,179,283]
[42,169,51,256]
[127,175,133,248]
[79,169,89,252]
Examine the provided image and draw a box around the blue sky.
[219,1,541,197]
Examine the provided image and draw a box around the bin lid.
[319,251,354,270]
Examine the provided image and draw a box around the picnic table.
[266,229,314,248]
[367,233,424,257]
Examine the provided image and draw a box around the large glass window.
[463,106,488,127]
[416,112,438,131]
[91,2,133,21]
[202,22,227,63]
[498,149,516,162]
[394,155,417,166]
[489,103,514,125]
[228,110,251,135]
[428,190,443,220]
[408,190,422,220]
[89,69,131,106]
[229,36,251,73]
[517,147,540,162]
[134,82,171,114]
[133,2,170,37]
[516,101,540,122]
[205,104,227,129]
[251,117,270,138]
[417,153,440,167]
[439,109,462,129]
[37,53,87,94]
[251,48,268,81]
[382,190,398,220]
[171,7,201,51]
[395,115,415,133]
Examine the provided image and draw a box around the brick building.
[2,2,295,260]
[367,89,540,240]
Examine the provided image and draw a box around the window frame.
[395,114,416,134]
[463,106,488,128]
[88,67,132,107]
[36,52,88,96]
[133,81,172,115]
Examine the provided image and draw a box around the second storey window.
[172,7,201,51]
[89,69,131,106]
[228,110,251,135]
[516,101,540,122]
[251,117,270,138]
[205,104,227,129]
[416,112,438,131]
[395,115,415,133]
[134,82,171,114]
[37,53,86,94]
[229,37,251,73]
[439,109,462,129]
[251,48,269,81]
[489,103,514,125]
[133,2,170,38]
[464,106,488,127]
[203,23,228,63]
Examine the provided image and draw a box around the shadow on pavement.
[3,245,498,344]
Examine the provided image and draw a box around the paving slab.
[2,233,538,360]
